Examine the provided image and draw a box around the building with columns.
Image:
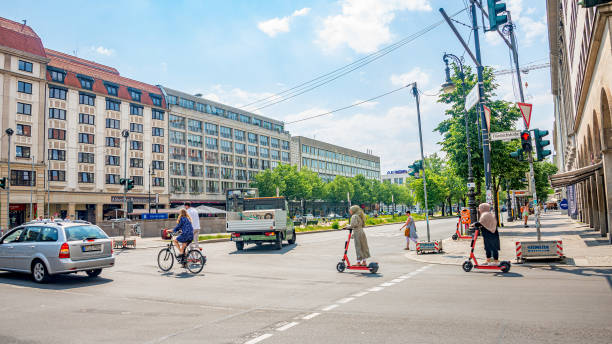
[547,0,612,243]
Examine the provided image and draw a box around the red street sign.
[517,102,533,129]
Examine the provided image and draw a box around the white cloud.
[197,84,275,111]
[91,46,114,56]
[258,7,311,37]
[390,67,430,87]
[316,0,432,54]
[520,16,547,45]
[485,31,503,46]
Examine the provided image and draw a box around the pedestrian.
[475,203,500,265]
[345,205,371,266]
[184,202,200,249]
[398,210,418,250]
[521,202,529,228]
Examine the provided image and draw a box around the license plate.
[82,244,102,252]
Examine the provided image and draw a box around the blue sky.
[6,0,553,173]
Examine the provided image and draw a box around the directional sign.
[490,130,521,141]
[467,182,475,188]
[465,84,479,111]
[518,102,533,129]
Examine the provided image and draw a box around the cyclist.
[172,208,194,262]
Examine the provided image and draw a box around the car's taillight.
[59,243,70,258]
[265,232,275,236]
[232,233,240,238]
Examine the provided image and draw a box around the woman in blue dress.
[173,209,194,260]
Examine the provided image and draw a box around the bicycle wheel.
[185,249,205,274]
[157,248,174,272]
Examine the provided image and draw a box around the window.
[49,86,67,99]
[132,176,143,186]
[130,140,143,150]
[48,128,65,140]
[130,104,143,116]
[78,172,94,183]
[188,134,203,148]
[206,137,218,150]
[130,158,144,168]
[16,124,31,137]
[188,119,202,132]
[252,118,262,127]
[179,98,194,109]
[106,119,120,129]
[17,102,32,115]
[170,146,185,160]
[18,81,32,94]
[106,155,120,166]
[150,94,162,107]
[170,162,186,176]
[235,143,246,155]
[16,146,30,158]
[248,133,257,144]
[205,123,218,135]
[152,160,164,170]
[152,109,164,120]
[48,108,65,120]
[197,103,205,112]
[106,137,120,147]
[79,92,95,106]
[77,75,93,90]
[130,123,143,133]
[263,121,272,130]
[205,151,218,164]
[220,126,232,138]
[282,151,290,162]
[152,127,164,136]
[152,144,164,153]
[106,98,121,111]
[128,88,141,102]
[206,166,219,178]
[48,149,65,161]
[271,150,280,160]
[106,174,120,184]
[167,95,178,105]
[248,158,259,169]
[170,130,185,145]
[105,82,118,96]
[222,181,233,192]
[189,149,203,162]
[48,170,65,182]
[236,157,246,168]
[248,145,258,156]
[282,140,290,150]
[248,171,257,180]
[221,154,233,166]
[271,138,280,148]
[10,170,35,186]
[190,180,204,193]
[274,124,283,132]
[169,114,185,129]
[271,161,279,169]
[226,111,238,120]
[235,130,245,141]
[153,177,165,187]
[189,164,203,177]
[220,140,232,153]
[236,169,247,180]
[170,178,186,193]
[207,181,219,193]
[221,167,233,179]
[79,113,95,125]
[79,133,94,144]
[261,160,270,170]
[260,148,269,158]
[260,135,269,146]
[78,152,95,163]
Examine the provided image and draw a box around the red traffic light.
[521,132,530,141]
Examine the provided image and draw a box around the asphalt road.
[0,217,611,344]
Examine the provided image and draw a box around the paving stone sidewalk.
[406,211,612,267]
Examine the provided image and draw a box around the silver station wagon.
[0,220,115,283]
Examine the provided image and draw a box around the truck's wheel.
[287,230,296,245]
[275,233,283,250]
[236,242,244,251]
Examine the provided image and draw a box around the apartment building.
[546,0,611,242]
[290,136,380,182]
[158,87,291,207]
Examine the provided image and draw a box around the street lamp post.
[148,163,154,215]
[441,53,477,226]
[5,128,14,230]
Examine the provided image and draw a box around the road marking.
[380,282,395,287]
[352,291,369,297]
[245,334,273,344]
[391,278,404,283]
[302,312,321,320]
[368,286,384,292]
[322,304,339,311]
[276,322,299,332]
[338,297,354,304]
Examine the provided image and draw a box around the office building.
[381,170,410,185]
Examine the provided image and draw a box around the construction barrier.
[416,240,443,254]
[515,240,564,263]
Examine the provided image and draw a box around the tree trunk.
[447,197,453,216]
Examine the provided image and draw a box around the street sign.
[490,130,521,141]
[483,105,491,132]
[517,102,533,129]
[465,84,479,111]
[559,199,568,210]
[467,182,475,188]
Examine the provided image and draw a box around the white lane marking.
[244,334,273,344]
[368,287,384,292]
[276,322,299,332]
[380,282,395,287]
[302,312,321,320]
[322,304,339,311]
[391,278,404,283]
[352,291,369,297]
[338,297,354,304]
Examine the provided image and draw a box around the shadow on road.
[159,270,202,279]
[229,243,297,255]
[0,271,113,290]
[542,266,612,290]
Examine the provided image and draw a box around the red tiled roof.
[0,18,46,58]
[45,48,165,108]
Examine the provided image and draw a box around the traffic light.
[510,148,524,161]
[533,129,552,161]
[409,160,422,178]
[120,178,134,191]
[579,0,611,8]
[0,177,6,189]
[487,0,508,31]
[520,130,532,153]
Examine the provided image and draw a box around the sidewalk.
[406,211,612,267]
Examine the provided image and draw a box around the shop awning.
[549,162,602,188]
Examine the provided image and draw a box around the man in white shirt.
[184,203,200,249]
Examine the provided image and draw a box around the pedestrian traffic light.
[510,148,524,161]
[120,178,134,191]
[533,129,552,161]
[487,0,508,31]
[0,177,6,189]
[520,130,532,153]
[579,0,611,8]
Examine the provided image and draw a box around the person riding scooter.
[344,205,371,266]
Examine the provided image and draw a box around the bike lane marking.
[244,334,273,344]
[302,312,321,320]
[276,322,299,332]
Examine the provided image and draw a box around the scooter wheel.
[500,261,511,273]
[462,261,473,272]
[368,262,379,274]
[336,262,346,273]
[452,234,458,240]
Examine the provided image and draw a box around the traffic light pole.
[412,83,431,241]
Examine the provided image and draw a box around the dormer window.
[128,87,141,102]
[104,81,118,96]
[47,67,66,83]
[150,94,162,107]
[77,75,94,90]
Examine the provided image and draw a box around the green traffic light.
[533,129,552,161]
[487,0,508,30]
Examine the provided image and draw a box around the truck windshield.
[65,225,108,241]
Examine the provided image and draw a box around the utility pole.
[122,129,129,240]
[5,128,14,230]
[148,163,152,215]
[411,83,431,241]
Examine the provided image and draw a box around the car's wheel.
[500,261,511,273]
[462,260,473,272]
[236,241,244,251]
[85,269,102,278]
[336,262,346,272]
[275,233,283,250]
[287,230,296,245]
[31,260,50,283]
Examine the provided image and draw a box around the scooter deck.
[474,265,504,270]
[346,265,371,270]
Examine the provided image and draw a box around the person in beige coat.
[345,205,371,266]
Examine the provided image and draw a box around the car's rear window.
[64,225,108,241]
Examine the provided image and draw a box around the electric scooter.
[462,226,511,273]
[452,217,472,240]
[336,229,379,274]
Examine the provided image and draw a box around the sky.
[5,0,553,174]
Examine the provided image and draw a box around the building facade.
[381,170,410,185]
[159,87,291,207]
[291,136,380,182]
[547,0,611,243]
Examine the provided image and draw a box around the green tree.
[534,160,558,202]
[324,176,354,202]
[409,171,446,212]
[250,168,284,197]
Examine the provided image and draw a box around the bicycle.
[157,232,206,274]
